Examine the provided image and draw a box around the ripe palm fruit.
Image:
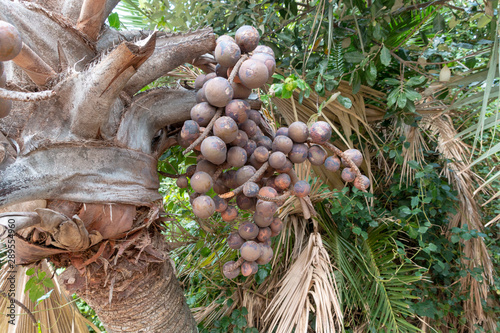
[288,144,308,163]
[221,205,238,222]
[225,99,249,124]
[307,145,327,165]
[214,195,228,212]
[237,194,255,210]
[240,119,258,137]
[324,156,341,172]
[276,127,289,137]
[238,59,269,89]
[274,173,291,190]
[190,171,213,194]
[239,222,259,240]
[192,195,216,219]
[243,139,257,156]
[354,175,370,190]
[275,159,293,173]
[254,214,273,227]
[240,241,262,261]
[247,109,262,125]
[251,52,276,77]
[216,35,235,44]
[215,40,241,67]
[270,217,283,236]
[231,81,252,99]
[255,200,277,217]
[256,245,273,265]
[253,146,269,162]
[288,121,309,143]
[235,25,260,53]
[309,121,332,144]
[341,149,363,167]
[231,130,249,147]
[223,261,240,279]
[257,227,272,242]
[272,135,293,154]
[196,159,217,176]
[259,186,277,198]
[341,168,356,182]
[254,45,275,58]
[0,21,22,61]
[236,165,256,186]
[180,120,200,143]
[194,74,206,89]
[268,151,287,169]
[243,181,260,197]
[176,175,188,188]
[294,181,311,198]
[204,77,233,107]
[227,146,247,168]
[227,232,245,249]
[190,102,216,127]
[241,261,258,276]
[200,136,227,165]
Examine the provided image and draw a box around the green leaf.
[406,76,426,87]
[380,45,391,66]
[42,279,54,289]
[36,290,53,305]
[432,14,446,32]
[337,95,352,109]
[345,51,365,64]
[397,93,407,108]
[108,13,121,29]
[26,267,35,276]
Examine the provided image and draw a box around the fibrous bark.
[0,0,217,330]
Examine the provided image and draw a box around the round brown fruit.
[204,77,233,107]
[192,195,215,219]
[222,169,238,189]
[191,171,213,194]
[238,222,259,240]
[196,87,207,103]
[0,98,11,118]
[342,149,363,167]
[248,154,263,169]
[341,168,356,182]
[309,121,332,144]
[240,241,262,261]
[213,180,229,194]
[307,145,327,165]
[270,217,283,234]
[255,200,278,217]
[230,130,248,147]
[237,194,255,210]
[200,136,227,165]
[204,72,217,83]
[221,205,238,222]
[241,261,258,276]
[274,173,291,190]
[255,136,272,150]
[238,59,268,89]
[256,245,273,265]
[225,99,249,124]
[276,127,289,137]
[254,45,275,58]
[288,143,308,163]
[324,156,341,172]
[353,175,370,190]
[227,146,247,168]
[275,159,293,174]
[180,120,200,142]
[190,102,216,127]
[215,64,229,78]
[294,181,311,198]
[243,140,257,156]
[254,214,273,227]
[0,21,22,61]
[246,109,261,125]
[272,135,293,154]
[251,52,276,77]
[257,227,272,242]
[214,195,228,212]
[268,151,287,169]
[231,81,252,99]
[288,122,309,143]
[243,181,260,197]
[259,186,277,198]
[176,176,188,188]
[235,25,260,53]
[216,35,235,44]
[223,261,240,279]
[253,146,269,162]
[194,74,206,89]
[240,119,258,138]
[227,232,245,249]
[236,165,256,186]
[214,116,238,143]
[215,40,241,67]
[196,159,217,176]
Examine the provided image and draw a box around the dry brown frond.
[0,260,98,332]
[422,114,495,329]
[264,232,343,333]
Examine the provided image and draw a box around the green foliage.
[24,267,54,306]
[202,307,258,333]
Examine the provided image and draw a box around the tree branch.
[76,0,107,41]
[0,87,55,101]
[70,33,157,138]
[116,88,196,153]
[12,43,57,86]
[123,28,216,95]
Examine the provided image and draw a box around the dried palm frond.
[0,260,99,333]
[422,114,496,330]
[264,232,343,333]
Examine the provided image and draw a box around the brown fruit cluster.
[0,20,22,118]
[175,26,370,279]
